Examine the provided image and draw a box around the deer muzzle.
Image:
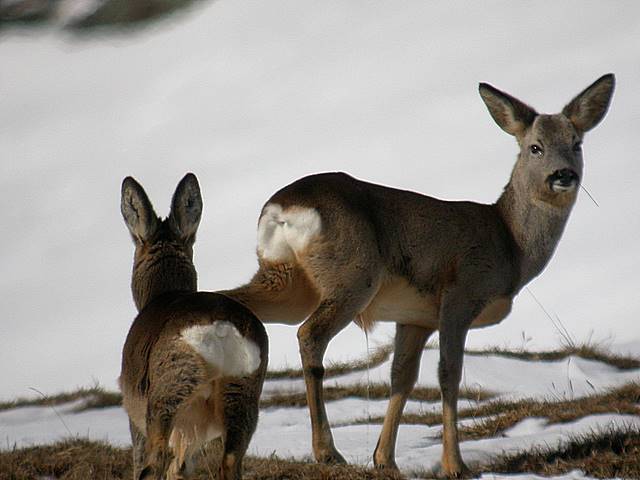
[547,168,579,193]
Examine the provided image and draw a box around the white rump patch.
[180,321,261,377]
[257,203,322,262]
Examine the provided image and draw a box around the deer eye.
[529,144,543,156]
[573,142,582,152]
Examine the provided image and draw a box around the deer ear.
[479,82,537,137]
[562,73,615,134]
[169,173,202,241]
[121,176,159,242]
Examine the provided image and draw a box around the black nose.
[549,168,579,186]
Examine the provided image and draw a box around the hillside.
[2,344,639,478]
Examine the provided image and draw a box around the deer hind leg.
[374,323,434,469]
[129,419,147,480]
[216,375,262,480]
[297,274,378,464]
[140,355,206,480]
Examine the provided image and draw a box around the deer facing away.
[120,173,268,480]
[224,74,615,476]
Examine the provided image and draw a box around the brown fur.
[224,75,615,476]
[120,173,268,480]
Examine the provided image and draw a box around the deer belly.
[360,276,439,328]
[471,297,512,328]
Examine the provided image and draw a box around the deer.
[119,173,268,480]
[223,74,615,476]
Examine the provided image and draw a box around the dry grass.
[422,339,640,371]
[0,381,492,414]
[265,344,393,380]
[477,426,640,479]
[3,342,638,479]
[261,383,493,409]
[0,438,402,480]
[5,339,635,414]
[3,428,639,479]
[344,382,640,438]
[0,385,122,412]
[459,381,640,440]
[463,344,640,370]
[0,438,132,480]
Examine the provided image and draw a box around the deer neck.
[132,248,197,311]
[495,171,574,289]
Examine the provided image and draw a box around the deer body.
[225,75,615,476]
[120,174,268,480]
[249,174,521,329]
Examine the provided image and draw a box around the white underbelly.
[470,297,512,328]
[359,276,439,329]
[359,275,512,330]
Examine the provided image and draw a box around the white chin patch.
[180,322,261,377]
[257,203,322,262]
[551,182,577,193]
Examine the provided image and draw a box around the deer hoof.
[441,462,471,478]
[374,460,399,471]
[316,448,347,465]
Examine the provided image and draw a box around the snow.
[1,352,638,477]
[1,0,639,448]
[264,350,640,402]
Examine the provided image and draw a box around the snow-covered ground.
[2,351,638,476]
[1,1,639,409]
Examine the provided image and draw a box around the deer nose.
[548,168,579,192]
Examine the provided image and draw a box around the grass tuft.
[344,382,640,437]
[0,438,131,480]
[426,341,640,370]
[459,381,640,440]
[0,438,402,480]
[265,344,393,380]
[478,425,640,478]
[0,385,122,412]
[262,383,493,409]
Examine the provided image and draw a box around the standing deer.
[120,173,268,480]
[224,74,615,476]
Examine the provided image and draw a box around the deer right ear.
[169,173,202,241]
[479,83,537,137]
[121,176,159,242]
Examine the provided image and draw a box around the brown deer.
[120,173,268,480]
[224,74,615,476]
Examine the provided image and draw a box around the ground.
[2,343,639,479]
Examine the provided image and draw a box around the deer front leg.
[438,293,480,478]
[374,323,434,469]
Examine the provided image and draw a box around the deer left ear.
[562,74,615,134]
[169,173,202,241]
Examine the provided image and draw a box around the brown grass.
[265,344,393,380]
[0,380,492,414]
[425,341,640,370]
[0,438,403,480]
[344,382,640,439]
[4,428,639,479]
[477,426,640,479]
[0,385,122,412]
[0,438,132,480]
[459,381,640,440]
[261,383,493,409]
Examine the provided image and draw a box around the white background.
[1,1,639,400]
